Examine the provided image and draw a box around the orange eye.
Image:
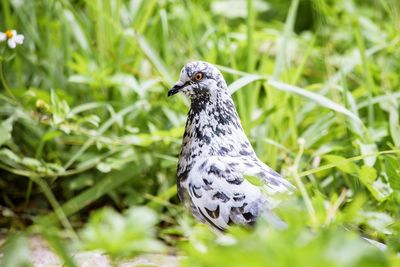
[194,72,203,81]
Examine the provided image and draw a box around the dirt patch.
[1,236,179,267]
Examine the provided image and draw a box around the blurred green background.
[0,0,400,266]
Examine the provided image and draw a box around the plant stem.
[0,61,17,100]
[247,0,255,73]
[291,139,318,228]
[31,175,79,242]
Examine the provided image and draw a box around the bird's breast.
[177,99,254,181]
[177,126,254,182]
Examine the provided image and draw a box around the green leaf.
[80,207,165,260]
[356,211,394,235]
[380,97,400,147]
[359,165,377,185]
[358,166,391,202]
[0,148,21,163]
[366,179,392,202]
[0,117,13,146]
[356,140,377,167]
[385,156,400,190]
[244,175,264,187]
[323,155,359,174]
[0,234,32,267]
[50,89,71,125]
[42,130,62,141]
[39,164,145,222]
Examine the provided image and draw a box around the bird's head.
[168,61,228,100]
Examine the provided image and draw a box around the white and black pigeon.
[168,61,295,231]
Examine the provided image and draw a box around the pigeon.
[168,61,295,231]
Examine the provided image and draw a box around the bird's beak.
[168,81,185,97]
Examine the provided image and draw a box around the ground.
[0,236,179,267]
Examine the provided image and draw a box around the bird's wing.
[208,155,295,193]
[238,156,296,193]
[186,156,294,231]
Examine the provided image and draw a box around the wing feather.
[185,156,294,230]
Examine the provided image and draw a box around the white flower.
[0,30,24,49]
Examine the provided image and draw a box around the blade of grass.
[135,33,174,85]
[291,36,316,84]
[70,102,113,115]
[64,104,137,169]
[38,227,79,267]
[267,80,363,127]
[387,98,400,147]
[83,0,173,85]
[290,139,318,228]
[39,165,144,223]
[147,185,178,210]
[228,73,364,133]
[30,175,78,241]
[229,75,263,95]
[244,0,260,128]
[136,0,157,34]
[1,0,11,28]
[354,18,375,127]
[246,0,255,72]
[217,65,265,77]
[273,0,299,80]
[299,149,400,178]
[357,91,400,108]
[320,41,396,94]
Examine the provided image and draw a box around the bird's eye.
[193,72,203,81]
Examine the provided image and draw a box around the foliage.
[182,204,389,267]
[80,207,165,262]
[0,0,400,266]
[0,234,32,267]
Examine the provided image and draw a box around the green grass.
[0,0,400,266]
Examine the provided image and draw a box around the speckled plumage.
[169,61,295,231]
